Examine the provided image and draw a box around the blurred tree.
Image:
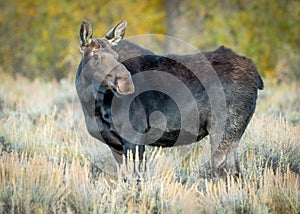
[179,0,300,78]
[0,0,299,80]
[165,0,180,52]
[0,0,165,80]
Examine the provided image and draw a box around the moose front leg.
[100,130,124,164]
[123,141,145,160]
[123,140,146,175]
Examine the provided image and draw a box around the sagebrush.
[0,74,299,213]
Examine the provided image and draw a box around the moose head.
[78,20,135,96]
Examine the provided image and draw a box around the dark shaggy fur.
[76,21,264,180]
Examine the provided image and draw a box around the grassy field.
[0,74,299,213]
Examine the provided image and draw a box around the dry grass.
[0,74,299,213]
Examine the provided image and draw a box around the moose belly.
[127,90,208,147]
[147,129,193,147]
[110,90,209,147]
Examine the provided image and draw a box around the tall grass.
[0,74,299,213]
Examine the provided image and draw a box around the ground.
[0,74,299,213]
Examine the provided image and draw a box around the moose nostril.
[104,113,109,119]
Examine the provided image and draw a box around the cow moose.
[76,20,264,180]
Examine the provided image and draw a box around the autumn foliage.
[0,0,299,80]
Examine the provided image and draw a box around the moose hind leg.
[226,141,241,177]
[211,138,241,180]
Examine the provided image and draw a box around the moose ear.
[105,20,127,45]
[80,20,93,47]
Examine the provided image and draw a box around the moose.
[76,20,264,180]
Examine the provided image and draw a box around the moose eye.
[93,54,99,60]
[91,49,100,61]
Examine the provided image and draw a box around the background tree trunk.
[165,0,180,53]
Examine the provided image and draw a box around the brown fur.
[76,20,264,180]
